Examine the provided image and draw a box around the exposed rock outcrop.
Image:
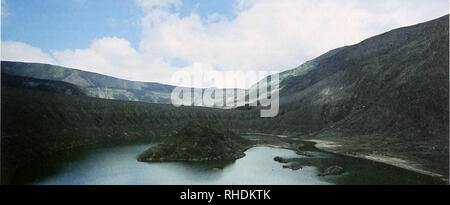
[283,163,304,170]
[318,166,344,176]
[137,125,252,162]
[274,156,289,163]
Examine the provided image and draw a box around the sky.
[1,0,449,87]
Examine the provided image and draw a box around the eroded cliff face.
[1,61,176,104]
[1,61,246,105]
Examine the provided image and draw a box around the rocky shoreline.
[245,133,447,181]
[137,126,252,162]
[139,130,447,183]
[305,139,448,183]
[273,153,345,176]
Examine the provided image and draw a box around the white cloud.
[136,0,182,10]
[138,0,449,74]
[1,41,55,64]
[50,37,216,87]
[1,0,448,87]
[52,37,181,83]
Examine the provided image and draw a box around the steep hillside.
[1,15,448,183]
[1,61,244,106]
[1,74,84,96]
[249,15,449,177]
[1,61,175,103]
[257,15,449,138]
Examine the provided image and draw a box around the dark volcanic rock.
[283,163,304,170]
[261,15,449,140]
[274,156,289,163]
[318,165,344,176]
[137,125,252,162]
[1,74,85,96]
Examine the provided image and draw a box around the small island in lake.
[137,125,252,162]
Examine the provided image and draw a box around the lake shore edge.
[241,132,448,183]
[305,139,448,183]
